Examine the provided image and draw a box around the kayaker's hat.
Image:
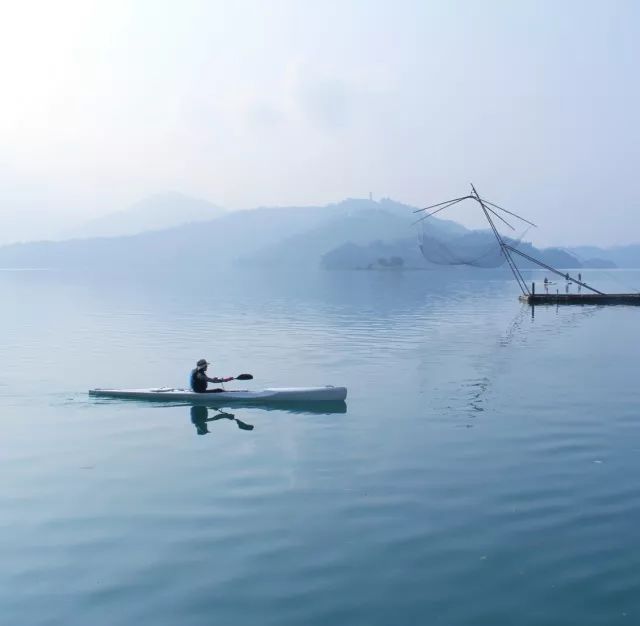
[196,359,209,369]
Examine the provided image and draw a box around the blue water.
[2,268,640,625]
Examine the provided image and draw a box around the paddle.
[212,373,253,384]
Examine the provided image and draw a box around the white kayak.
[89,386,347,404]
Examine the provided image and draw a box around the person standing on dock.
[544,277,549,293]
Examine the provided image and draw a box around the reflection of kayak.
[133,399,347,415]
[89,386,348,404]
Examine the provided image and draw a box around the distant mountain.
[0,195,636,273]
[322,237,426,270]
[375,197,467,237]
[0,197,461,272]
[569,244,640,268]
[0,200,364,271]
[67,191,225,238]
[322,232,586,270]
[238,198,459,269]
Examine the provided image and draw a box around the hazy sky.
[1,0,639,246]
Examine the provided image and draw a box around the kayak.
[89,385,347,404]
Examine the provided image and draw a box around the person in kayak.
[190,359,234,393]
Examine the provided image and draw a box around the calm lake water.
[2,268,640,626]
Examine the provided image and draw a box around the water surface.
[2,268,640,625]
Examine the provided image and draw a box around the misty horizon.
[1,1,640,248]
[2,188,639,252]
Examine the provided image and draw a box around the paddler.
[190,359,234,393]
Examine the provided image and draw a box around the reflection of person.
[190,405,253,436]
[191,405,233,435]
[190,359,234,393]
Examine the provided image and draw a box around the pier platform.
[521,293,640,305]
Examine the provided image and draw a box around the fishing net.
[418,223,532,268]
[413,192,536,268]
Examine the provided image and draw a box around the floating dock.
[521,293,640,306]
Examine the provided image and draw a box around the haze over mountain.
[66,191,225,239]
[568,245,640,269]
[321,235,589,271]
[1,196,633,272]
[0,198,442,271]
[237,198,465,269]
